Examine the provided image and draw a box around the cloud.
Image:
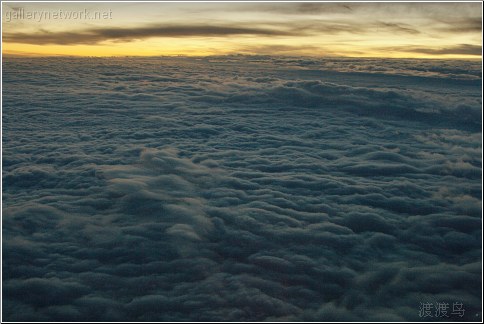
[3,19,424,48]
[3,2,481,58]
[3,55,482,321]
[243,3,353,15]
[437,17,482,33]
[397,44,482,56]
[262,19,423,37]
[3,24,299,45]
[236,44,324,55]
[375,22,421,35]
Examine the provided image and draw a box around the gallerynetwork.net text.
[5,8,113,22]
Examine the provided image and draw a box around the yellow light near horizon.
[3,32,481,59]
[2,39,239,57]
[3,41,481,60]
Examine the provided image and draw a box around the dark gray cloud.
[265,19,422,36]
[375,21,420,34]
[418,44,481,56]
[241,3,353,15]
[385,44,482,56]
[3,24,298,45]
[2,55,482,321]
[437,17,482,33]
[3,19,425,47]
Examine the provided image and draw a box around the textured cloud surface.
[2,56,482,321]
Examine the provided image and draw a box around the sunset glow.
[2,2,482,58]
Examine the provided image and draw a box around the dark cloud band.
[3,24,298,45]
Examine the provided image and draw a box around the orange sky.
[2,2,482,58]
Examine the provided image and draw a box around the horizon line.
[2,52,482,60]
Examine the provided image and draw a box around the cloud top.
[2,55,482,321]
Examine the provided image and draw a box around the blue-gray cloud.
[2,55,482,321]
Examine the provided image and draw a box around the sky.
[2,2,482,58]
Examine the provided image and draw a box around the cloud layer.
[2,56,482,321]
[3,24,297,45]
[387,44,482,56]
